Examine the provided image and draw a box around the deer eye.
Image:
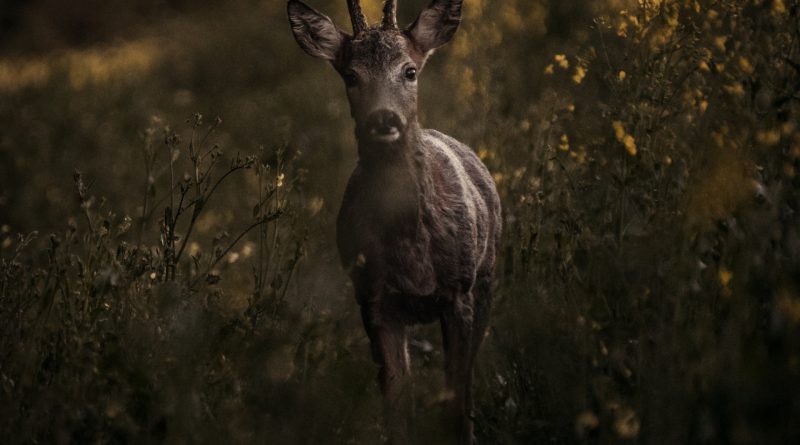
[404,67,417,81]
[343,71,359,88]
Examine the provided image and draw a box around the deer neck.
[356,119,426,232]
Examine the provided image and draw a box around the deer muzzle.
[365,109,404,143]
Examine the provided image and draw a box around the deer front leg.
[360,303,411,444]
[441,293,476,445]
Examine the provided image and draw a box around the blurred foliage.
[1,0,800,443]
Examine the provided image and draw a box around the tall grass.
[1,0,799,443]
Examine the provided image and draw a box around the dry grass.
[1,0,800,443]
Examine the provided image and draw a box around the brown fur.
[288,2,499,443]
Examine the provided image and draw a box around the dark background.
[1,0,799,443]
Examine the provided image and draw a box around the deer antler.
[382,0,398,29]
[347,0,368,34]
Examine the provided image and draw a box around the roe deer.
[287,1,501,443]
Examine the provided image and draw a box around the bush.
[1,0,799,443]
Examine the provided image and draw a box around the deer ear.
[407,0,463,53]
[288,0,345,62]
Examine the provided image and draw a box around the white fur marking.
[425,134,490,263]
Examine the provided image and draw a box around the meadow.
[1,0,799,443]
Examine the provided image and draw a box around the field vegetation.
[1,0,799,443]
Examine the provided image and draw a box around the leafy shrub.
[1,0,799,444]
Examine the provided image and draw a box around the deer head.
[288,0,463,157]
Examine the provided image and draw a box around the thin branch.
[190,211,282,288]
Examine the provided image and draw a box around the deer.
[287,0,501,443]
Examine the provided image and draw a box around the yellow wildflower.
[572,66,587,84]
[622,135,637,156]
[559,134,569,151]
[612,121,637,156]
[723,83,745,96]
[617,20,628,38]
[756,129,781,146]
[713,36,727,52]
[719,266,733,287]
[738,57,754,75]
[612,121,626,140]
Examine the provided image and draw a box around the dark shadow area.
[1,0,799,443]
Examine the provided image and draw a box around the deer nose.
[365,110,403,143]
